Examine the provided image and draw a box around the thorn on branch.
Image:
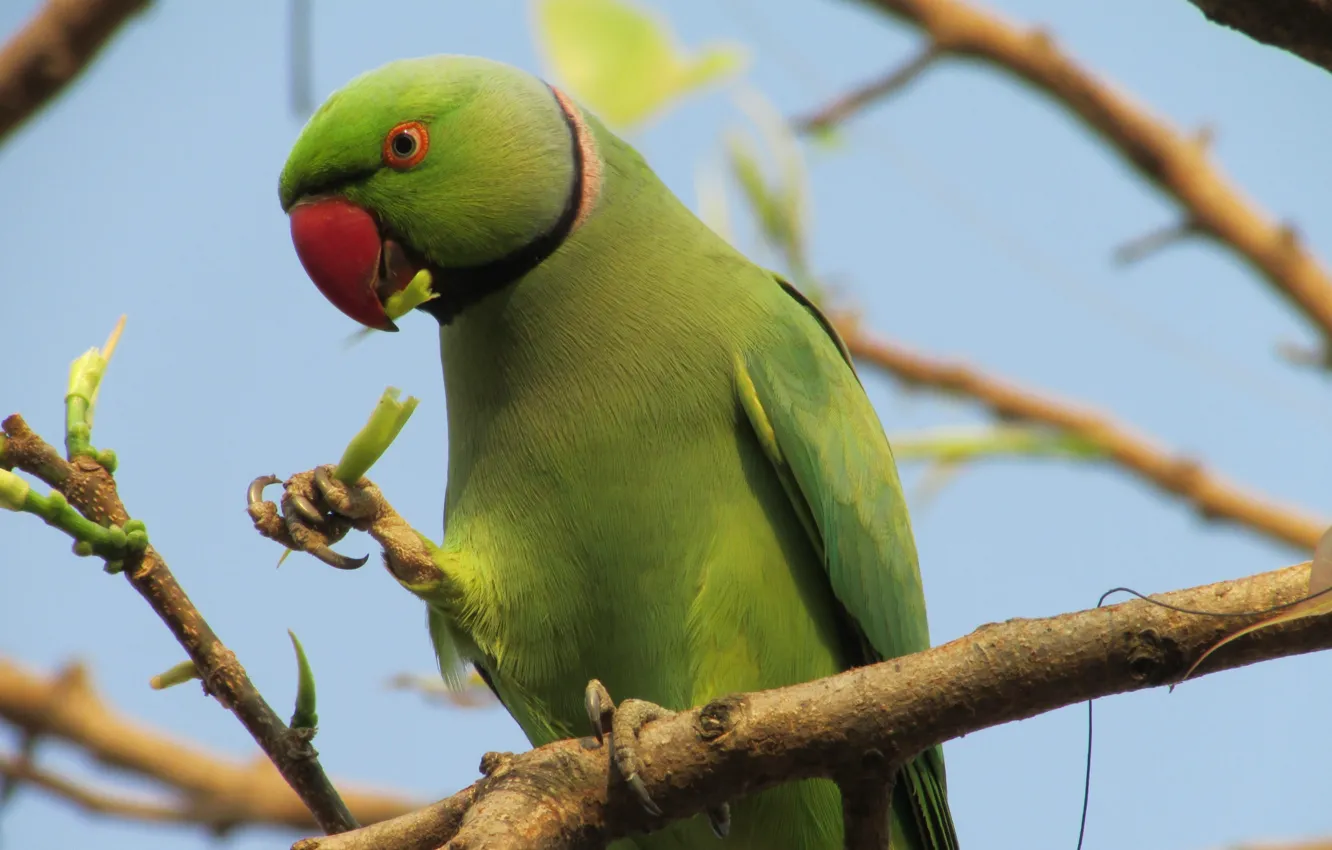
[1113,219,1203,265]
[1276,340,1332,372]
[1192,123,1216,152]
[793,44,940,134]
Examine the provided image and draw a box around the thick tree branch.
[0,0,151,145]
[294,561,1330,850]
[1187,0,1332,77]
[0,657,419,832]
[821,0,1332,356]
[0,414,357,833]
[832,319,1328,551]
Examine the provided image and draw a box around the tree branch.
[0,656,419,833]
[794,44,940,133]
[0,414,358,833]
[295,560,1331,850]
[821,0,1332,357]
[0,0,151,145]
[1186,0,1332,77]
[831,320,1328,551]
[0,753,190,826]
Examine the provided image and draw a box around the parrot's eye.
[383,121,429,170]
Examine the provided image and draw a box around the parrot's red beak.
[288,197,422,332]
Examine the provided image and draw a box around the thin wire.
[1075,575,1328,850]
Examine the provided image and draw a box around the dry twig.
[0,0,151,144]
[0,657,418,832]
[1186,0,1332,76]
[816,0,1332,356]
[296,560,1331,850]
[0,414,357,833]
[832,320,1328,551]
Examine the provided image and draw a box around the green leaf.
[288,630,319,730]
[332,387,420,484]
[888,425,1107,463]
[723,88,815,292]
[534,0,746,129]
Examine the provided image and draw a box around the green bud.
[0,469,29,511]
[288,630,319,730]
[96,448,118,473]
[45,491,67,517]
[333,387,420,484]
[107,524,127,549]
[150,659,201,690]
[383,269,438,321]
[73,540,94,557]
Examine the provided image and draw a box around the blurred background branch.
[829,0,1332,363]
[835,321,1329,550]
[0,0,150,144]
[0,656,420,835]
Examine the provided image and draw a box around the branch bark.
[833,319,1328,551]
[1186,0,1332,77]
[0,414,358,833]
[0,656,419,833]
[0,0,151,145]
[296,560,1329,850]
[827,0,1332,357]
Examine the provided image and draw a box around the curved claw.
[585,679,611,746]
[308,545,369,571]
[289,493,326,526]
[313,465,339,497]
[626,774,662,817]
[248,474,280,506]
[706,803,731,838]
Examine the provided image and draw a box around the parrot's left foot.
[247,466,438,584]
[583,680,731,838]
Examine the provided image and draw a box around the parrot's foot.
[247,466,437,584]
[583,680,731,838]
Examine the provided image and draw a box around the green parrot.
[254,55,957,850]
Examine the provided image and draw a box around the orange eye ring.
[383,121,429,169]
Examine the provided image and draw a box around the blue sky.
[2,1,1330,848]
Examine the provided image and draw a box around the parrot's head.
[278,55,596,330]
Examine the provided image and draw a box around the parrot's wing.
[735,275,958,850]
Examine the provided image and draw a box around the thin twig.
[831,320,1328,551]
[0,0,151,144]
[298,560,1332,850]
[0,657,418,832]
[819,0,1332,357]
[1113,218,1202,265]
[1185,0,1332,77]
[0,415,358,833]
[794,44,939,132]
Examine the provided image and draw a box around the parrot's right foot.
[247,465,437,584]
[583,680,732,837]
